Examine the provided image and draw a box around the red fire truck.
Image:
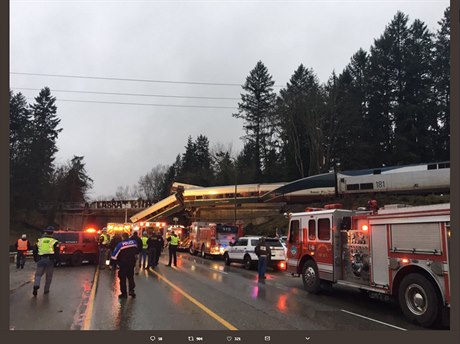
[286,202,450,327]
[189,222,243,258]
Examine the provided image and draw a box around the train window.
[308,219,316,240]
[318,218,331,241]
[427,164,437,170]
[359,183,373,190]
[289,220,300,244]
[373,169,381,175]
[346,184,359,191]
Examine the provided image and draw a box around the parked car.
[52,229,99,266]
[280,238,288,257]
[223,236,286,270]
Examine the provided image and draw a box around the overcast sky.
[10,0,449,199]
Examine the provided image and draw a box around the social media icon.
[150,336,156,342]
[188,336,195,342]
[158,338,163,342]
[227,336,233,341]
[265,336,271,342]
[234,337,241,342]
[196,338,203,342]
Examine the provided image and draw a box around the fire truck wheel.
[302,260,321,294]
[71,251,83,266]
[244,255,253,270]
[224,253,231,266]
[398,273,441,327]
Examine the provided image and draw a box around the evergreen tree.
[367,11,409,166]
[177,135,214,186]
[9,90,32,210]
[160,155,181,198]
[235,142,258,184]
[234,61,276,182]
[53,156,93,203]
[28,87,62,206]
[276,64,325,177]
[329,49,371,170]
[393,19,436,163]
[178,136,198,184]
[194,135,214,186]
[9,91,33,209]
[432,7,450,161]
[9,91,32,165]
[213,150,235,186]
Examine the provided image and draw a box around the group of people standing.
[16,226,182,299]
[99,228,181,299]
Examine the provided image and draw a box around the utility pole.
[234,159,238,224]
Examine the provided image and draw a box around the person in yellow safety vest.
[32,226,59,296]
[166,231,179,267]
[98,228,110,269]
[15,234,31,269]
[139,231,149,270]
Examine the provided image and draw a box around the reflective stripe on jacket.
[100,233,109,245]
[170,235,179,246]
[141,236,148,249]
[37,237,58,255]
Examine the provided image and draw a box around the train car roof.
[338,161,450,176]
[260,172,336,202]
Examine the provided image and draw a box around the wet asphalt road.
[86,252,426,331]
[10,253,432,331]
[9,263,95,330]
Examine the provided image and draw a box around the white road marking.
[341,309,407,331]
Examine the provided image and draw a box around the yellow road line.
[151,269,238,330]
[81,267,100,330]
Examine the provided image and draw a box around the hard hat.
[45,226,55,233]
[21,234,27,239]
[102,227,107,231]
[143,231,147,235]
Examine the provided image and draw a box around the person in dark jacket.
[146,233,156,269]
[109,233,122,270]
[147,231,164,268]
[15,234,31,269]
[111,232,138,298]
[130,231,143,274]
[153,232,165,266]
[255,237,271,281]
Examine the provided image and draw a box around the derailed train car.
[130,161,450,223]
[336,161,450,195]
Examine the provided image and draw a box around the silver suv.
[223,236,286,270]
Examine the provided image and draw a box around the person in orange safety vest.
[15,234,31,269]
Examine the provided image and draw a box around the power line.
[11,72,285,87]
[12,87,240,101]
[12,72,242,87]
[26,97,236,109]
